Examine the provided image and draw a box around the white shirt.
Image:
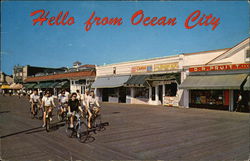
[29,93,34,102]
[65,91,70,98]
[31,94,40,103]
[42,96,55,107]
[87,96,100,107]
[58,94,68,103]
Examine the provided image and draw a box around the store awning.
[91,75,130,88]
[124,75,150,87]
[179,74,248,90]
[0,85,10,89]
[244,76,250,91]
[10,83,23,89]
[146,73,180,86]
[23,83,37,89]
[55,81,70,89]
[48,82,60,88]
[34,82,53,89]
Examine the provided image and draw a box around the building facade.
[92,38,249,111]
[180,38,250,112]
[13,65,66,84]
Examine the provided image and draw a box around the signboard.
[131,65,152,73]
[163,96,179,106]
[154,62,179,72]
[189,63,250,72]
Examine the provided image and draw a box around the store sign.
[189,63,250,72]
[163,96,179,106]
[131,65,152,73]
[154,62,179,72]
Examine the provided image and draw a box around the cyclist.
[30,89,41,115]
[86,91,100,128]
[41,91,55,127]
[58,90,68,116]
[68,92,83,128]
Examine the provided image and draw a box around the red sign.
[189,63,250,72]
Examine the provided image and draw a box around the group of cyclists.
[29,89,100,129]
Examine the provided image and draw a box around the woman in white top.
[86,91,100,128]
[41,91,55,127]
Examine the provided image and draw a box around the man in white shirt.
[58,91,69,116]
[30,89,41,115]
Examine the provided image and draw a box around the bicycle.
[57,104,68,122]
[88,108,109,131]
[30,103,43,119]
[65,112,91,143]
[45,109,53,132]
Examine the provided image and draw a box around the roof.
[25,71,96,82]
[206,37,250,65]
[183,48,230,56]
[79,64,96,68]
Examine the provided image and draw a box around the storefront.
[180,63,250,111]
[91,75,131,103]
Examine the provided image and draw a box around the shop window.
[113,67,116,75]
[135,88,149,99]
[190,90,224,105]
[165,83,177,96]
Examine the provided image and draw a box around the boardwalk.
[0,96,249,161]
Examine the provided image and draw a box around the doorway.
[159,85,163,104]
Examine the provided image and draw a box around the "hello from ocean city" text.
[30,9,220,32]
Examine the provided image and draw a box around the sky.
[1,1,249,75]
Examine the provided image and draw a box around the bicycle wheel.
[93,114,104,131]
[37,108,43,120]
[34,104,38,118]
[65,121,74,138]
[57,109,63,122]
[45,117,50,132]
[77,120,89,143]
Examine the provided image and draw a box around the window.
[113,67,116,75]
[165,83,177,96]
[134,88,149,98]
[190,90,224,105]
[246,49,250,58]
[71,80,75,85]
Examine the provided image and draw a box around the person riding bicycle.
[30,89,41,115]
[86,91,100,128]
[68,93,83,128]
[41,91,55,127]
[58,90,69,116]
